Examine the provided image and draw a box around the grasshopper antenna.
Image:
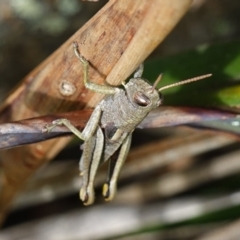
[151,73,163,93]
[158,74,212,92]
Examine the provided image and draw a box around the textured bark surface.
[0,0,192,224]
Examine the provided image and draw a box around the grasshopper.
[44,42,211,205]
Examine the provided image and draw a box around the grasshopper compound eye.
[133,91,151,107]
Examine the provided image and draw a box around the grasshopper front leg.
[73,42,118,95]
[43,42,117,138]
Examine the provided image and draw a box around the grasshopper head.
[124,77,163,110]
[124,72,212,111]
[123,62,211,112]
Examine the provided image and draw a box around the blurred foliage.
[145,41,240,108]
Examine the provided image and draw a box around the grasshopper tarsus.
[73,41,88,65]
[102,183,116,201]
[80,187,94,206]
[102,183,110,200]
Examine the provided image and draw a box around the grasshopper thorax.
[123,78,163,110]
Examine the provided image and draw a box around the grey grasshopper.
[44,42,211,205]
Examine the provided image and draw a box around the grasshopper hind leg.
[102,133,132,201]
[79,126,104,205]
